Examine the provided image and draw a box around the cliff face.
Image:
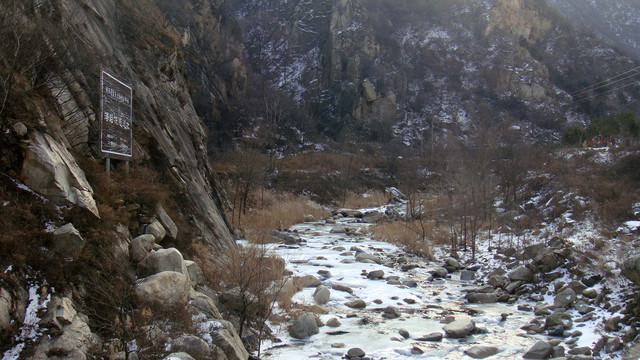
[46,0,246,248]
[232,0,640,143]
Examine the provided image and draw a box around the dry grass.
[369,220,435,259]
[235,189,330,242]
[340,190,391,209]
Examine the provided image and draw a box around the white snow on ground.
[2,282,50,360]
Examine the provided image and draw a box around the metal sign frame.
[100,68,132,160]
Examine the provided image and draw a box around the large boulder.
[51,223,85,259]
[130,234,156,263]
[31,313,98,360]
[466,292,498,304]
[523,341,553,359]
[442,318,476,338]
[171,335,211,358]
[356,252,382,264]
[289,313,321,339]
[622,255,640,285]
[508,265,534,283]
[313,285,331,305]
[554,287,576,308]
[208,319,250,360]
[144,218,167,243]
[185,260,206,286]
[189,290,222,319]
[465,345,499,359]
[20,131,99,217]
[134,271,191,307]
[157,204,178,239]
[137,248,188,278]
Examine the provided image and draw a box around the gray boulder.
[185,260,206,286]
[171,335,211,358]
[211,319,250,360]
[622,255,640,285]
[52,223,85,259]
[157,204,178,239]
[130,234,156,263]
[189,290,222,319]
[460,270,475,281]
[523,341,553,359]
[546,312,573,329]
[313,285,331,305]
[416,332,443,342]
[382,306,401,319]
[326,317,342,327]
[465,345,499,359]
[289,313,320,339]
[144,218,167,243]
[367,269,385,280]
[345,299,366,309]
[554,287,576,308]
[356,252,382,264]
[134,271,191,307]
[137,248,188,278]
[20,131,99,217]
[509,265,534,283]
[442,318,476,338]
[347,347,366,358]
[466,292,498,304]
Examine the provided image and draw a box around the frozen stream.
[259,206,543,359]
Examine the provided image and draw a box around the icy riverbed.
[258,207,544,359]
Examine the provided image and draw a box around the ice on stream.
[259,206,543,359]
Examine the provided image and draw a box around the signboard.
[100,68,132,160]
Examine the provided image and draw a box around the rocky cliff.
[232,0,640,143]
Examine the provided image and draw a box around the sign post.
[100,68,132,173]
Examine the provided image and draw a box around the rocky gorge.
[257,204,640,359]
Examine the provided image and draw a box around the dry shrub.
[195,243,287,337]
[340,190,391,209]
[369,220,434,259]
[239,189,330,242]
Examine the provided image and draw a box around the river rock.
[432,267,449,278]
[416,332,443,342]
[332,284,354,294]
[398,329,410,339]
[444,257,461,269]
[293,275,321,288]
[347,347,365,358]
[313,285,331,305]
[382,306,401,319]
[289,313,320,339]
[546,312,573,329]
[442,318,476,338]
[554,287,576,308]
[52,223,85,259]
[326,317,342,327]
[460,270,475,281]
[356,252,382,264]
[523,341,553,359]
[464,345,499,359]
[345,299,366,309]
[508,265,534,283]
[466,292,498,304]
[367,269,385,280]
